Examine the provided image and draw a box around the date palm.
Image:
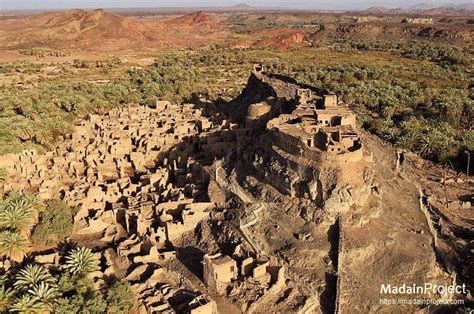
[0,193,42,236]
[397,130,421,151]
[0,200,36,236]
[0,274,8,286]
[14,265,56,292]
[0,231,31,262]
[1,191,23,203]
[63,247,100,276]
[416,131,444,159]
[9,295,46,314]
[20,194,45,214]
[27,282,59,310]
[0,286,15,312]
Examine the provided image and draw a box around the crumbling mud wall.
[223,66,326,124]
[223,71,279,123]
[247,136,373,218]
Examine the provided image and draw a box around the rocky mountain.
[311,22,472,44]
[357,5,474,16]
[0,9,226,51]
[164,11,220,30]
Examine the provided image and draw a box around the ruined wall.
[223,72,279,123]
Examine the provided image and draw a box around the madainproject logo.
[380,283,467,295]
[379,283,467,306]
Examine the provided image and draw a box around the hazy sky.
[0,0,469,10]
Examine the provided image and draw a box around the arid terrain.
[0,4,472,314]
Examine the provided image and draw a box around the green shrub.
[18,48,69,58]
[106,282,135,314]
[31,200,76,247]
[53,294,107,314]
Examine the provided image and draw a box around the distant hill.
[421,7,474,16]
[0,9,154,49]
[361,7,407,15]
[357,5,474,16]
[311,21,472,44]
[165,11,219,29]
[230,3,255,10]
[0,9,227,51]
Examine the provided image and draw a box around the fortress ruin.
[0,66,457,313]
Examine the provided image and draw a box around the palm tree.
[0,274,8,286]
[63,247,100,276]
[0,231,31,262]
[416,128,448,160]
[20,194,45,215]
[417,133,438,159]
[9,295,46,313]
[27,282,59,310]
[397,130,421,151]
[2,192,43,212]
[14,265,56,292]
[0,286,15,312]
[0,199,36,236]
[0,193,43,236]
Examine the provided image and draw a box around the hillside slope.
[0,9,227,51]
[311,22,473,44]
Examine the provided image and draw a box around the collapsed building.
[240,65,361,157]
[267,89,361,158]
[0,102,238,312]
[225,65,373,203]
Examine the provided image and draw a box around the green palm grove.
[0,247,134,313]
[0,191,135,312]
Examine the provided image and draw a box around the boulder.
[34,253,59,265]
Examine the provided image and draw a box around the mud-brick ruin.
[0,65,468,313]
[0,101,238,312]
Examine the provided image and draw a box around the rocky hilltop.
[311,22,473,44]
[0,67,471,312]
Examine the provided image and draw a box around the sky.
[0,0,469,11]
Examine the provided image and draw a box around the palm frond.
[0,286,15,312]
[0,200,36,236]
[14,265,56,292]
[27,282,59,310]
[0,193,43,235]
[0,168,6,183]
[9,295,46,314]
[0,231,31,262]
[21,194,45,214]
[0,274,9,286]
[63,247,100,276]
